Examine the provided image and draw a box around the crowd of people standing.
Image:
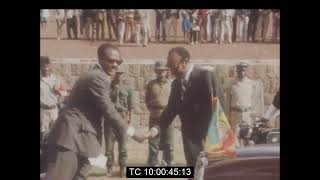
[40,9,280,46]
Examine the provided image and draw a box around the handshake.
[130,127,159,143]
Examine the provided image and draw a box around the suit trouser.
[238,16,249,42]
[255,13,272,41]
[200,17,208,42]
[118,21,125,44]
[148,117,175,166]
[232,16,237,42]
[167,16,178,41]
[210,17,221,42]
[84,17,96,41]
[136,23,148,45]
[125,17,135,42]
[66,17,78,39]
[45,145,91,180]
[155,16,166,41]
[104,123,128,168]
[220,17,232,43]
[96,19,105,40]
[182,134,204,180]
[247,15,258,41]
[79,15,84,36]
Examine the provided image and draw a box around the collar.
[184,64,194,82]
[95,64,111,83]
[41,74,55,83]
[238,76,249,82]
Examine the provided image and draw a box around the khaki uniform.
[104,83,133,169]
[229,77,255,132]
[145,78,174,166]
[255,9,272,41]
[40,74,60,140]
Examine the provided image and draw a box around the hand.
[212,97,218,110]
[149,127,159,138]
[131,132,148,143]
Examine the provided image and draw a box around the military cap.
[236,62,249,70]
[40,56,50,67]
[116,66,126,73]
[154,61,168,70]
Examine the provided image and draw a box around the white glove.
[149,127,158,138]
[88,154,108,169]
[126,126,135,137]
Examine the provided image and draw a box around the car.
[204,143,280,180]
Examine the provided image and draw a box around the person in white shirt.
[228,63,257,146]
[135,9,149,47]
[40,9,50,32]
[40,56,67,142]
[219,9,235,44]
[261,90,280,123]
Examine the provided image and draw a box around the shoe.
[106,168,113,178]
[190,41,194,45]
[142,44,147,47]
[119,167,126,178]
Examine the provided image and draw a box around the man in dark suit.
[261,89,280,122]
[45,43,146,180]
[148,47,225,172]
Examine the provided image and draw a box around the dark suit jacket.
[48,65,128,158]
[272,90,280,109]
[159,66,225,145]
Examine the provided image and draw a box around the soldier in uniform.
[228,63,257,147]
[255,9,272,42]
[145,61,175,166]
[40,56,68,174]
[104,67,133,177]
[40,56,66,142]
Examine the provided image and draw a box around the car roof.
[236,143,279,158]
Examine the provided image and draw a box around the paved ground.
[88,127,187,180]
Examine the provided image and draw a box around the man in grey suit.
[45,43,146,180]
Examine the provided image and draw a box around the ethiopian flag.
[204,96,237,160]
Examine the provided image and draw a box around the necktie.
[181,79,188,100]
[181,79,187,93]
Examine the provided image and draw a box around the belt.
[41,105,57,110]
[231,107,251,112]
[149,106,166,111]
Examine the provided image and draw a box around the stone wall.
[51,59,280,127]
